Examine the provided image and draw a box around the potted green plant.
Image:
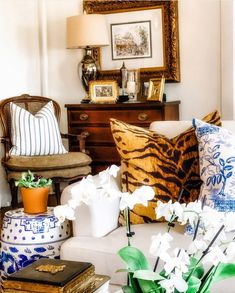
[15,170,52,214]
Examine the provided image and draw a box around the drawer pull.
[81,131,90,137]
[79,113,89,121]
[138,113,148,121]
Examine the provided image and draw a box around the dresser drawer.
[65,101,180,173]
[68,126,114,143]
[68,109,162,125]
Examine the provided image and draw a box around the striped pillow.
[10,101,67,156]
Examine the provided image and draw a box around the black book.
[3,258,95,293]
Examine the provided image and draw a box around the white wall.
[0,0,41,207]
[221,0,233,119]
[0,0,229,207]
[166,0,221,119]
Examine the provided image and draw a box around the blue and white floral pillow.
[194,119,235,212]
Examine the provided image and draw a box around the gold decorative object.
[84,0,180,82]
[89,80,118,103]
[147,77,165,101]
[36,264,66,274]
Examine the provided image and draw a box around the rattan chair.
[0,94,91,208]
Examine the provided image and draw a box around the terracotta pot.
[20,187,50,214]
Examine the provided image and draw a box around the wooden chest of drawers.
[65,101,180,173]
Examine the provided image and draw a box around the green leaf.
[133,270,165,281]
[212,263,235,283]
[187,257,204,279]
[122,285,135,293]
[118,246,150,271]
[199,266,216,293]
[200,263,235,293]
[116,268,130,273]
[138,278,161,293]
[186,276,201,293]
[129,272,141,292]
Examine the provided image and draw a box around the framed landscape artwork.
[111,21,152,60]
[84,0,180,82]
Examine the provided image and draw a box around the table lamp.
[67,14,109,101]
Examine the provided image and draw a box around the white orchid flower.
[164,248,190,275]
[149,232,173,259]
[181,200,202,226]
[155,200,174,221]
[132,186,155,205]
[99,165,120,185]
[108,165,120,177]
[159,270,188,293]
[119,192,136,210]
[54,204,75,225]
[99,169,110,185]
[187,239,207,255]
[119,186,155,211]
[225,242,235,262]
[203,228,227,243]
[172,201,185,222]
[201,207,224,230]
[202,246,227,266]
[224,212,235,232]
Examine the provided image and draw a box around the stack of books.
[2,258,110,293]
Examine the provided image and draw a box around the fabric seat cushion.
[8,166,91,181]
[5,152,91,171]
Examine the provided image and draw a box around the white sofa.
[60,120,235,292]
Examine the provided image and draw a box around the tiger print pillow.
[110,111,221,225]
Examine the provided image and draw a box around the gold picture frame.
[147,77,165,101]
[84,0,180,82]
[89,80,118,103]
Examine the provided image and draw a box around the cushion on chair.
[5,152,92,171]
[110,111,221,225]
[10,101,67,156]
[8,166,91,181]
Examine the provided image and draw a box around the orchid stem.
[193,195,206,241]
[153,257,159,272]
[177,188,184,203]
[186,224,225,282]
[125,173,135,247]
[193,219,200,241]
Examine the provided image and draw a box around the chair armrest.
[61,132,89,154]
[1,136,11,161]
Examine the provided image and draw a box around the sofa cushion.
[60,223,235,292]
[110,111,221,225]
[194,119,235,211]
[10,101,67,156]
[60,223,189,286]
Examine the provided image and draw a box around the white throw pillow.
[194,119,235,211]
[10,101,67,156]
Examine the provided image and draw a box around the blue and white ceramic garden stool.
[0,207,71,276]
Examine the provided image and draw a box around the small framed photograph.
[147,77,165,102]
[89,80,118,103]
[111,20,152,60]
